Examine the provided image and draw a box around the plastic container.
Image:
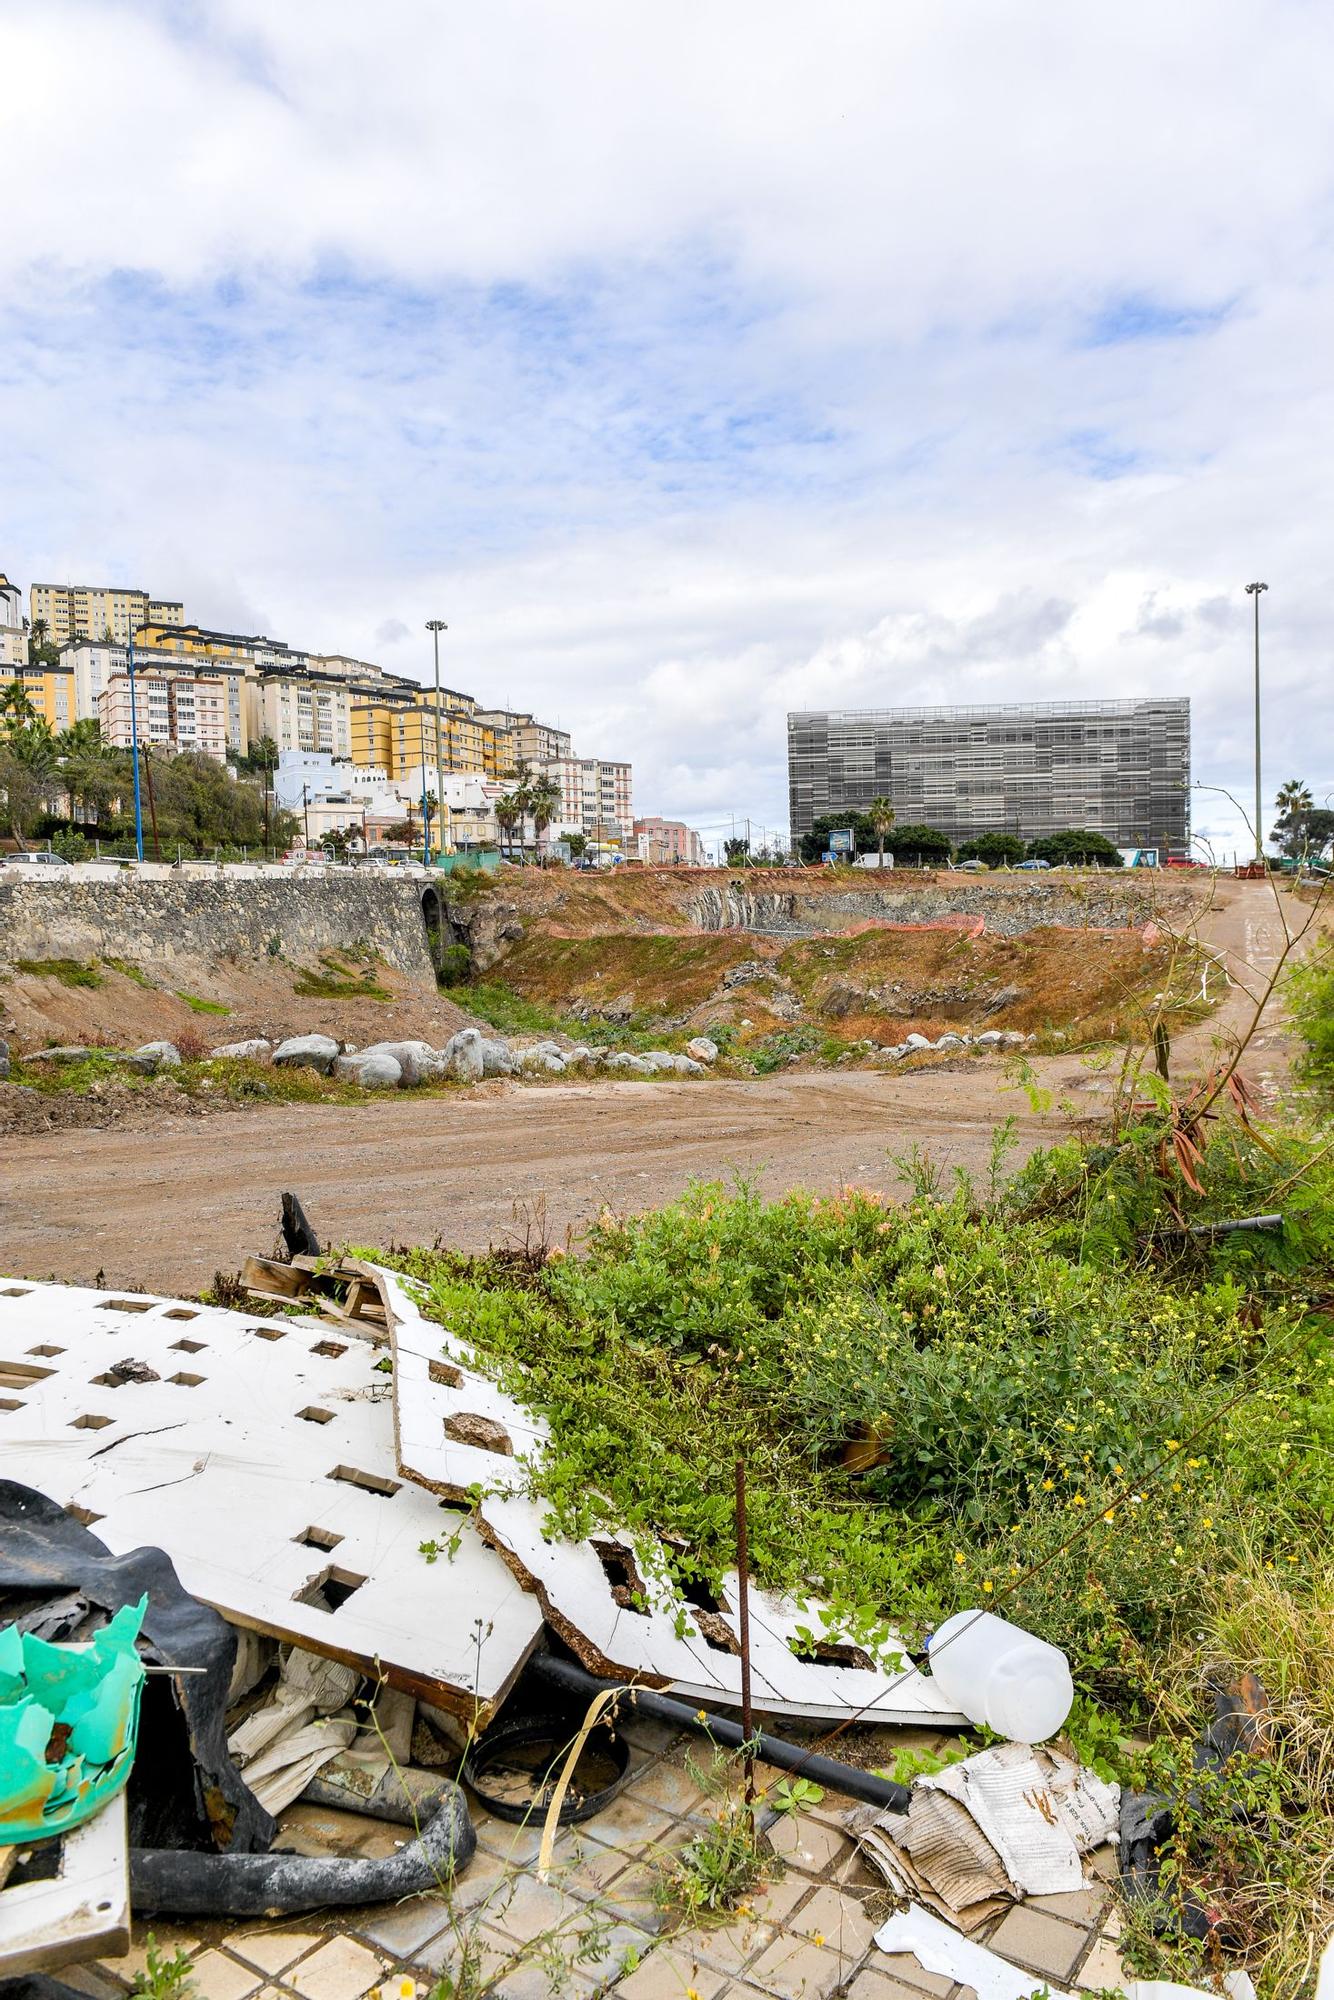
[926,1609,1074,1743]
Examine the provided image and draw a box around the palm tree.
[1276,779,1313,818]
[494,791,526,859]
[1,678,39,737]
[867,795,896,868]
[57,719,124,829]
[527,774,563,863]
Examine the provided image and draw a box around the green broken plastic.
[0,1600,147,1843]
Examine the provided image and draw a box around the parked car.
[955,858,988,872]
[2,850,70,868]
[1014,857,1051,870]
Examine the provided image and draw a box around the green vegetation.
[457,977,696,1053]
[293,952,393,1002]
[658,1750,777,1923]
[1289,937,1334,1096]
[435,942,472,985]
[1028,827,1124,867]
[175,991,231,1015]
[391,1102,1334,1992]
[130,1934,196,2000]
[14,956,102,989]
[105,957,154,987]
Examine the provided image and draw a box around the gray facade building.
[787,697,1190,854]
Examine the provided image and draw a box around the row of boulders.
[870,1028,1032,1059]
[14,1028,726,1094]
[215,1027,720,1089]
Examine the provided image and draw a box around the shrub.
[437,943,472,986]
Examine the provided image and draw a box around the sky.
[3,0,1333,856]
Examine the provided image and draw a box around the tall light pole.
[426,619,448,861]
[1245,582,1267,863]
[126,631,144,861]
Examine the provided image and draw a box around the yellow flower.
[1166,1439,1180,1451]
[1071,1493,1086,1507]
[687,1989,702,2000]
[1102,1510,1116,1523]
[954,1552,966,1565]
[1041,1478,1055,1491]
[696,1709,708,1724]
[811,1932,826,1946]
[982,1580,993,1595]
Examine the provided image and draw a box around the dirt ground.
[1,879,1319,1296]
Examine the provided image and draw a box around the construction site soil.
[0,874,1311,1295]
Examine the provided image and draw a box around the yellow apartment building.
[8,664,74,732]
[30,584,183,647]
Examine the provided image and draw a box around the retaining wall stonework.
[685,878,1164,937]
[0,874,438,990]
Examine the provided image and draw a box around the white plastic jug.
[927,1609,1074,1743]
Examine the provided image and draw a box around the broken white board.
[0,1279,543,1720]
[0,1793,129,1979]
[875,1905,1072,2000]
[379,1265,969,1726]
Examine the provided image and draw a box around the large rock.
[25,1045,105,1065]
[441,1027,485,1084]
[973,1029,1005,1047]
[934,1032,967,1050]
[685,1036,719,1065]
[903,1032,933,1051]
[335,1050,403,1090]
[518,1044,567,1075]
[210,1038,274,1063]
[478,1036,518,1077]
[355,1039,437,1086]
[602,1051,654,1077]
[273,1032,341,1075]
[0,1037,8,1080]
[128,1040,182,1074]
[641,1051,705,1077]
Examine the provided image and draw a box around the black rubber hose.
[129,1783,475,1916]
[529,1654,912,1812]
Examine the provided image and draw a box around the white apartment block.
[0,572,24,666]
[98,671,232,760]
[31,582,183,646]
[544,756,634,846]
[251,671,355,759]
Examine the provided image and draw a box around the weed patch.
[105,957,154,987]
[15,956,102,989]
[293,968,393,1001]
[175,991,231,1015]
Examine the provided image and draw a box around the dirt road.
[1,879,1318,1296]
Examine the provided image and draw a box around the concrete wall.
[0,873,438,989]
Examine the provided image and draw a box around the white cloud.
[2,0,1333,853]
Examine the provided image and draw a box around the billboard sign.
[828,827,855,855]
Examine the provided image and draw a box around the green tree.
[0,713,60,844]
[724,836,751,866]
[866,795,896,868]
[1272,780,1327,861]
[566,831,588,859]
[890,823,953,865]
[26,619,59,669]
[956,831,1027,867]
[1027,828,1124,866]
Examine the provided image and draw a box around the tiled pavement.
[84,1719,1127,2000]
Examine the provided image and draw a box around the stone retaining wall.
[685,879,1165,937]
[0,873,438,988]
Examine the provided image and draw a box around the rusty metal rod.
[735,1458,755,1803]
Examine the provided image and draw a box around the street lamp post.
[426,619,448,860]
[126,632,144,862]
[1245,582,1268,863]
